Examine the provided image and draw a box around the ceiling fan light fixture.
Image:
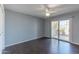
[46,12,50,16]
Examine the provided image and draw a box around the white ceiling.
[4,4,79,19]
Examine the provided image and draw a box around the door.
[0,4,5,54]
[59,20,69,41]
[51,21,58,39]
[51,20,69,42]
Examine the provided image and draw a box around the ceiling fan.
[37,4,62,17]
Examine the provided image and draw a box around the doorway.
[51,20,69,42]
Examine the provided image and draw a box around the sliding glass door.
[59,20,69,41]
[51,20,69,41]
[51,21,58,39]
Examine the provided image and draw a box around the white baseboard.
[5,37,43,48]
[5,37,79,48]
[70,41,79,45]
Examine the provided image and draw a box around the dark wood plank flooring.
[3,38,79,54]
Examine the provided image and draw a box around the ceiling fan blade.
[36,5,46,11]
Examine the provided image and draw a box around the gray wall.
[45,11,79,45]
[5,9,45,47]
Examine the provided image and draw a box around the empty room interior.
[1,4,79,54]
